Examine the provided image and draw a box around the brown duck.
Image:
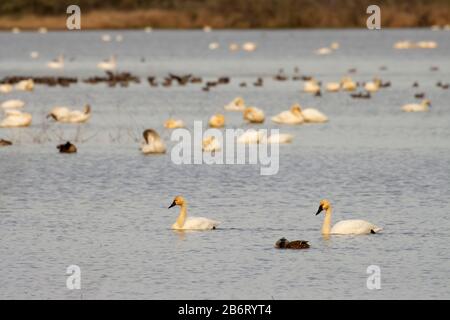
[0,139,12,146]
[57,141,77,153]
[275,238,310,249]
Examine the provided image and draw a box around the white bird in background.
[402,99,431,112]
[97,55,117,71]
[30,51,39,59]
[0,84,13,94]
[141,129,166,154]
[243,107,265,124]
[316,199,382,235]
[48,105,91,123]
[164,118,184,129]
[1,99,25,109]
[168,196,220,231]
[15,79,34,91]
[202,136,221,152]
[224,97,246,111]
[242,42,257,52]
[47,55,64,69]
[271,104,304,125]
[0,109,32,128]
[101,34,112,42]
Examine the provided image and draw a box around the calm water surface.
[0,29,449,299]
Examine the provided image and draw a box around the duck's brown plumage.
[275,238,310,249]
[0,139,12,146]
[57,141,77,153]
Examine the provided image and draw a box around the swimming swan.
[168,196,220,230]
[1,99,25,109]
[47,55,64,69]
[141,129,166,154]
[0,110,32,127]
[0,84,13,94]
[224,97,246,111]
[243,107,265,123]
[271,104,304,124]
[97,56,117,71]
[316,199,382,235]
[237,130,293,144]
[164,118,184,129]
[402,99,431,112]
[341,77,357,91]
[202,136,221,152]
[304,80,321,94]
[326,82,340,92]
[48,105,91,123]
[301,106,328,123]
[208,114,225,128]
[15,79,34,91]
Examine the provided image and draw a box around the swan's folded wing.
[184,217,220,230]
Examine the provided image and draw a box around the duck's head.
[169,196,185,208]
[316,199,331,215]
[290,104,302,114]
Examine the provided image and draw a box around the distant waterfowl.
[414,92,425,99]
[0,110,32,128]
[168,196,220,231]
[1,99,25,109]
[243,107,265,124]
[341,77,357,91]
[315,47,332,55]
[229,43,239,51]
[101,34,112,42]
[0,139,12,146]
[237,130,264,144]
[164,118,184,129]
[115,34,123,42]
[330,42,339,50]
[48,105,91,123]
[303,80,321,94]
[141,129,166,154]
[15,79,34,91]
[261,133,293,144]
[412,82,419,87]
[316,199,382,235]
[202,136,221,152]
[274,69,288,81]
[364,79,381,92]
[97,56,116,71]
[144,26,153,33]
[242,42,257,52]
[275,238,310,249]
[11,27,20,34]
[224,97,246,111]
[402,99,431,112]
[350,91,371,99]
[208,114,225,128]
[292,67,302,81]
[271,104,304,125]
[203,26,212,32]
[57,141,77,153]
[0,84,13,93]
[253,77,263,87]
[209,42,219,50]
[300,106,328,123]
[47,55,64,69]
[38,27,48,34]
[326,82,340,92]
[30,51,39,59]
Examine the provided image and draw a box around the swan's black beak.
[316,204,324,215]
[168,201,176,209]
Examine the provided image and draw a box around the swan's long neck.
[175,203,187,228]
[322,208,332,235]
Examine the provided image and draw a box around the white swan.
[47,55,64,69]
[326,82,340,92]
[301,106,328,123]
[237,130,264,144]
[316,199,382,235]
[1,99,25,109]
[242,42,257,52]
[364,79,381,92]
[48,105,91,123]
[15,79,34,91]
[208,114,225,128]
[341,77,357,91]
[202,136,221,152]
[315,47,332,55]
[164,118,184,129]
[141,129,166,154]
[168,196,220,230]
[237,130,292,144]
[243,107,265,123]
[261,133,293,144]
[304,80,321,94]
[271,104,304,124]
[97,55,116,71]
[402,99,431,112]
[0,110,32,127]
[0,84,13,94]
[224,97,246,111]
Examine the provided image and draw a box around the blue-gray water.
[0,29,449,299]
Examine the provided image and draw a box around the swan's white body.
[243,107,265,123]
[326,82,340,92]
[317,200,382,235]
[315,47,332,55]
[169,196,220,231]
[0,84,13,94]
[47,56,64,69]
[301,108,328,123]
[242,42,257,52]
[224,97,246,111]
[164,118,184,129]
[237,130,264,144]
[262,133,293,144]
[304,80,321,93]
[402,100,430,112]
[97,56,116,71]
[0,110,32,127]
[49,106,91,123]
[1,99,25,109]
[364,81,380,92]
[202,136,221,152]
[141,129,166,154]
[15,79,34,91]
[330,219,383,235]
[208,114,225,128]
[341,78,357,91]
[271,108,304,124]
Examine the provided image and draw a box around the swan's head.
[143,129,160,144]
[84,104,91,114]
[316,199,331,215]
[290,104,302,114]
[168,196,185,209]
[234,97,245,106]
